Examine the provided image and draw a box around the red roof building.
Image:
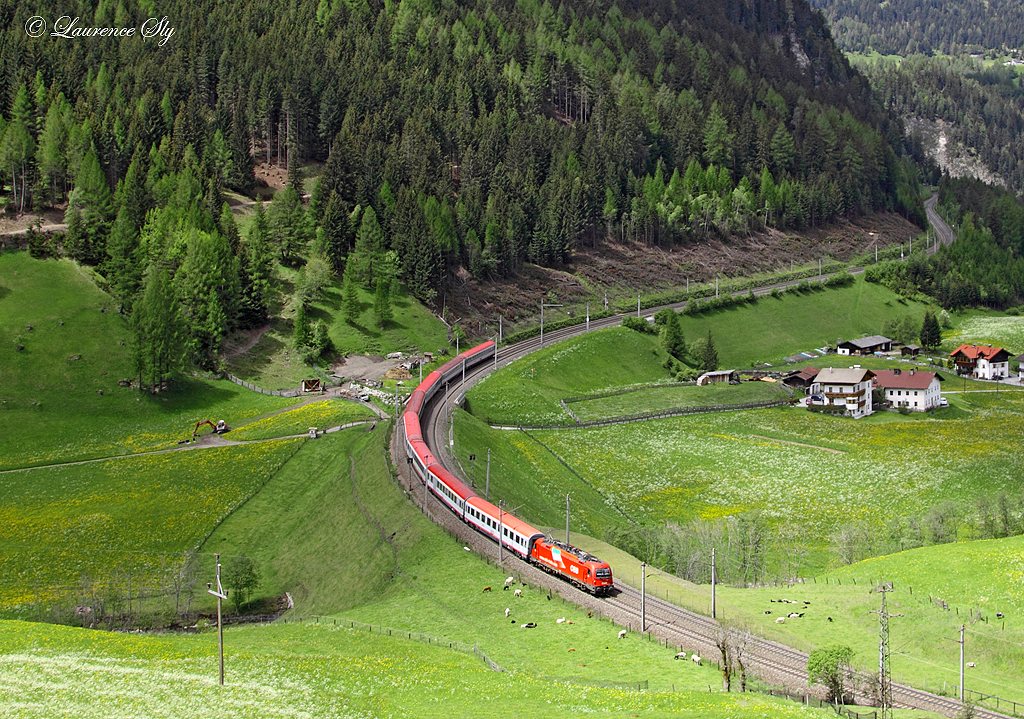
[950,345,1012,380]
[873,369,942,411]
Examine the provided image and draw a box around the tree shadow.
[222,331,287,383]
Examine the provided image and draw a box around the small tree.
[294,302,311,348]
[343,278,360,324]
[807,644,855,703]
[920,309,942,349]
[373,277,392,328]
[692,329,719,372]
[223,554,260,613]
[660,310,686,360]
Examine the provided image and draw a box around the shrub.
[622,316,656,334]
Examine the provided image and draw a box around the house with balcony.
[809,367,875,418]
[950,345,1012,379]
[837,335,893,356]
[873,368,941,411]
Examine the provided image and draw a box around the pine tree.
[660,310,687,360]
[695,329,719,372]
[920,309,942,349]
[130,265,184,390]
[342,277,360,324]
[373,277,392,329]
[294,301,311,348]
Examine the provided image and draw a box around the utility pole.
[498,500,504,564]
[485,449,491,500]
[711,548,716,619]
[540,301,562,347]
[604,290,608,311]
[819,258,822,280]
[870,584,902,719]
[565,494,570,545]
[640,561,646,632]
[586,303,589,332]
[637,291,641,317]
[499,314,502,344]
[716,276,719,298]
[207,555,228,686]
[959,624,966,704]
[470,454,476,488]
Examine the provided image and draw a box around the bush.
[622,316,656,334]
[770,287,781,299]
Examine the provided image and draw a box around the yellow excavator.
[192,419,228,438]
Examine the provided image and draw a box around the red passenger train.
[402,341,613,595]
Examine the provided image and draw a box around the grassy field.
[0,620,841,719]
[224,275,449,390]
[227,399,376,440]
[530,392,1024,542]
[569,533,1024,706]
[674,276,936,368]
[571,381,789,422]
[826,535,1024,615]
[0,439,302,615]
[466,327,674,426]
[943,313,1024,355]
[0,251,297,470]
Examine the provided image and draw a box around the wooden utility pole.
[207,555,228,686]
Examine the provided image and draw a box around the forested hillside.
[856,56,1024,197]
[811,0,1024,56]
[1,0,922,378]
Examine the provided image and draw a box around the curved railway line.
[398,273,1008,719]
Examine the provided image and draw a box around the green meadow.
[0,619,835,719]
[570,533,1024,706]
[0,251,297,470]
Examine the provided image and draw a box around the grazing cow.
[674,652,687,660]
[513,589,522,598]
[505,608,511,618]
[776,617,786,624]
[967,662,976,668]
[764,610,772,615]
[618,629,627,639]
[827,617,833,622]
[504,576,515,589]
[556,617,566,624]
[521,622,537,629]
[691,654,702,666]
[482,586,492,592]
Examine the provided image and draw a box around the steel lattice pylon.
[871,584,902,719]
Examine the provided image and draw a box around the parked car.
[939,396,949,407]
[810,394,825,404]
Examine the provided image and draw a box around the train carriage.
[427,465,476,518]
[466,497,543,559]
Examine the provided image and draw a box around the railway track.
[407,289,1013,719]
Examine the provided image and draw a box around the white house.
[1015,353,1024,382]
[950,345,1011,380]
[873,369,941,411]
[810,368,875,418]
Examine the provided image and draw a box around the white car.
[939,397,949,407]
